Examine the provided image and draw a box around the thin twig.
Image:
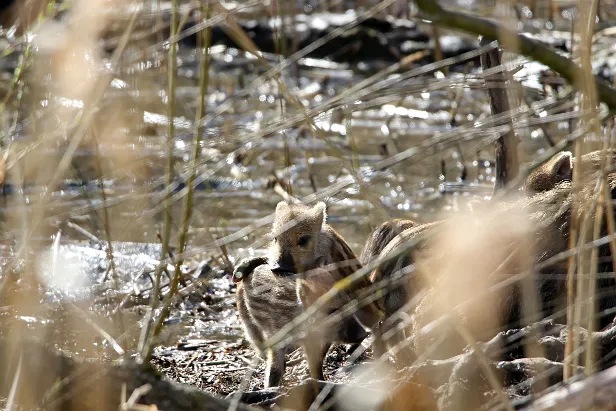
[137,0,179,363]
[414,0,616,113]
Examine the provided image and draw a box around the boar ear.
[552,151,573,182]
[312,202,327,226]
[275,201,289,215]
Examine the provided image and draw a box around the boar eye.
[298,235,311,248]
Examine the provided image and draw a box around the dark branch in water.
[479,38,520,193]
[415,0,616,114]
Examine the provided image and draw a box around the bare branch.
[415,0,616,113]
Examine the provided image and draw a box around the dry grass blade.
[120,384,154,411]
[69,303,125,357]
[137,0,180,363]
[16,4,140,257]
[7,0,616,409]
[147,0,214,356]
[5,351,22,411]
[91,127,126,347]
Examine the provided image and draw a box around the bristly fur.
[524,149,616,195]
[524,151,573,195]
[268,201,383,328]
[360,219,418,266]
[364,150,616,364]
[234,201,374,388]
[362,220,437,363]
[368,150,616,365]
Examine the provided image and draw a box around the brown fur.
[367,150,616,363]
[524,151,573,195]
[360,219,418,266]
[363,221,440,362]
[524,149,616,194]
[234,201,380,387]
[269,201,383,332]
[409,150,616,359]
[236,263,368,388]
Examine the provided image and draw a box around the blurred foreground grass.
[1,0,616,410]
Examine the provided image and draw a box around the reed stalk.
[0,0,57,116]
[137,0,179,362]
[585,181,604,375]
[143,0,213,361]
[432,26,445,75]
[272,0,293,196]
[583,118,613,378]
[91,127,126,351]
[567,0,601,379]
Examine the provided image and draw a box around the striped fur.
[300,226,384,330]
[234,201,374,388]
[268,201,383,329]
[236,261,369,388]
[235,264,300,388]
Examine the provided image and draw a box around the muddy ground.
[149,271,375,397]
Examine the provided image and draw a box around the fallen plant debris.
[5,317,616,411]
[151,339,374,396]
